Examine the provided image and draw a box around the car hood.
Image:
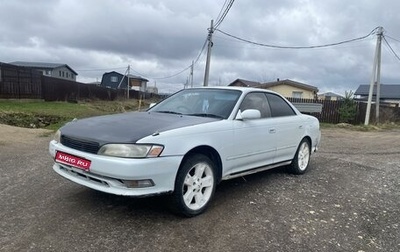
[60,111,219,144]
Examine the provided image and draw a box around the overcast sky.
[1,0,399,94]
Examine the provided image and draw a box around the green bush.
[338,91,357,123]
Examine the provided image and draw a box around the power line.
[385,34,400,43]
[77,66,127,71]
[150,65,192,80]
[126,64,190,80]
[129,36,208,80]
[214,0,235,29]
[213,31,375,50]
[79,2,235,83]
[193,36,209,64]
[215,0,229,26]
[383,36,400,62]
[215,26,381,49]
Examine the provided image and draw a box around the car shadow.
[74,188,172,217]
[69,165,309,218]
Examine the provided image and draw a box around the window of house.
[45,70,51,75]
[59,71,61,77]
[111,76,118,82]
[66,72,69,78]
[292,91,303,98]
[71,74,74,79]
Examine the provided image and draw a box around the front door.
[226,92,277,175]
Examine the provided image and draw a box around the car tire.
[289,138,311,175]
[170,154,216,217]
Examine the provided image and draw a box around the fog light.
[123,179,154,188]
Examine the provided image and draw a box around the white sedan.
[49,87,321,217]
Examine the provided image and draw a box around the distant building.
[9,61,78,81]
[229,78,261,87]
[318,92,344,101]
[146,86,158,94]
[229,78,319,99]
[354,84,400,106]
[100,71,148,92]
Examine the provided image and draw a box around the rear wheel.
[170,154,216,217]
[289,139,311,174]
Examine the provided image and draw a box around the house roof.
[228,78,261,87]
[0,62,17,67]
[103,71,149,82]
[9,61,78,75]
[259,79,319,92]
[319,92,344,98]
[354,84,400,99]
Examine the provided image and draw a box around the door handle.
[269,129,276,134]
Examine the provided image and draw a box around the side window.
[239,93,271,118]
[110,76,118,82]
[292,91,303,98]
[266,93,296,117]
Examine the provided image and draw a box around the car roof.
[188,86,280,95]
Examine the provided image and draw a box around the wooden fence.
[1,62,399,124]
[41,76,120,101]
[0,63,164,101]
[287,97,400,124]
[42,77,163,101]
[0,63,42,99]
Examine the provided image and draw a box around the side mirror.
[236,109,261,120]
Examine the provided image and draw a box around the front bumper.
[49,140,182,196]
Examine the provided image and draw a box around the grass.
[320,122,400,131]
[0,99,154,130]
[1,99,399,132]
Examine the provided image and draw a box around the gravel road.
[0,125,399,252]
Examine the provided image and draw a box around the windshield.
[148,88,241,119]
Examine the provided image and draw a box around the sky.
[1,0,399,95]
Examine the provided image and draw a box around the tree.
[339,90,357,123]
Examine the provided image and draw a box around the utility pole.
[375,31,382,124]
[203,20,214,86]
[127,65,130,99]
[190,60,194,88]
[364,27,383,125]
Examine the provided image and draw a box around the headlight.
[53,130,61,143]
[98,144,164,158]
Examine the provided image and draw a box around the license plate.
[55,151,91,171]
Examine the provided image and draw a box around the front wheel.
[170,154,216,217]
[289,139,311,174]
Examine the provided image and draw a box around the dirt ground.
[0,124,51,146]
[1,125,400,252]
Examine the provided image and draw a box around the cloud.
[1,0,399,94]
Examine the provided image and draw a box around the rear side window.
[266,93,296,117]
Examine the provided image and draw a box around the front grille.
[61,135,100,154]
[59,166,110,187]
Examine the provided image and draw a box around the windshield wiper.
[187,113,224,119]
[154,110,182,115]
